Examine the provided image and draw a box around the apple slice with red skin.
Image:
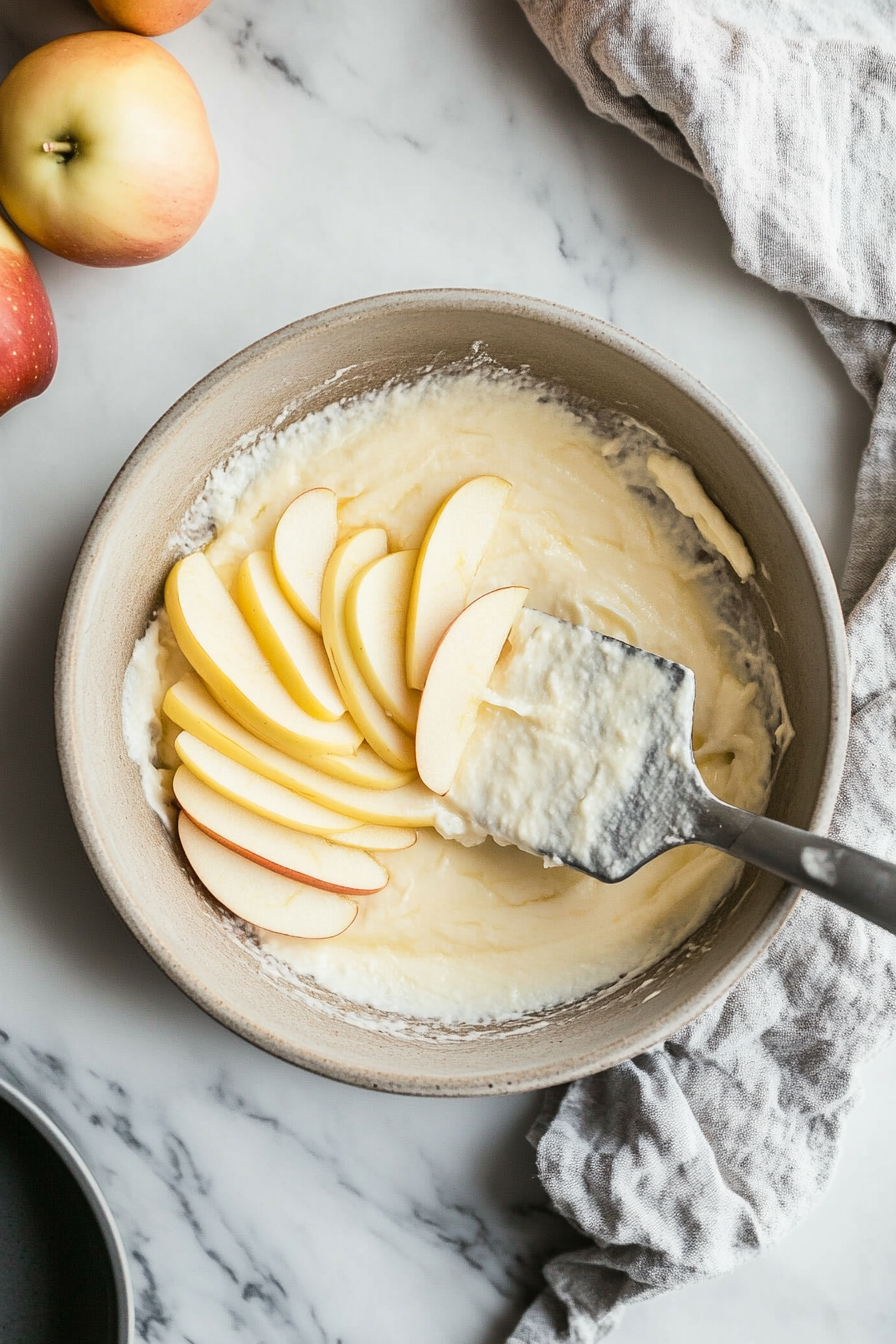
[0,217,56,415]
[173,767,388,895]
[178,814,358,939]
[416,586,528,796]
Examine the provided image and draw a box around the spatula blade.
[444,610,708,881]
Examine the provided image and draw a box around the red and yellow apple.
[0,216,57,415]
[0,31,218,267]
[89,0,213,36]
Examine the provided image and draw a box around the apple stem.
[42,140,75,159]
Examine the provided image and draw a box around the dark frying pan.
[0,1076,133,1342]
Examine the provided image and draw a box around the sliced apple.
[178,813,358,938]
[312,746,415,790]
[272,487,337,634]
[234,550,346,721]
[331,824,417,852]
[164,676,435,825]
[174,732,363,836]
[345,549,420,734]
[321,530,417,772]
[164,673,414,791]
[416,586,528,795]
[173,768,387,894]
[165,551,361,759]
[405,475,511,690]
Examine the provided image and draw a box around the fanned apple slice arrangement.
[161,475,529,940]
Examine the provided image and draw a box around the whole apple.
[0,32,218,267]
[89,0,213,37]
[0,216,57,415]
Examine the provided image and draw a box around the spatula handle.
[700,798,896,935]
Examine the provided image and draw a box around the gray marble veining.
[0,1027,579,1342]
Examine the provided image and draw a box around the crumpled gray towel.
[509,3,896,1340]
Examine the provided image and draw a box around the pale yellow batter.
[125,367,790,1022]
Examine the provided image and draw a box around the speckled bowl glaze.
[56,290,849,1096]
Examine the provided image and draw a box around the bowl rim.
[55,287,851,1095]
[0,1074,134,1340]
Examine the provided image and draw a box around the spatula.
[448,610,896,935]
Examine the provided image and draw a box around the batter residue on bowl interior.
[124,366,791,1023]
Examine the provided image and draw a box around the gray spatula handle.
[699,797,896,935]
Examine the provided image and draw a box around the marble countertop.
[1,0,893,1340]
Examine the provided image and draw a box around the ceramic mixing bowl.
[56,290,850,1095]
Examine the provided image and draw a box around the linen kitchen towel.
[510,2,896,1339]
